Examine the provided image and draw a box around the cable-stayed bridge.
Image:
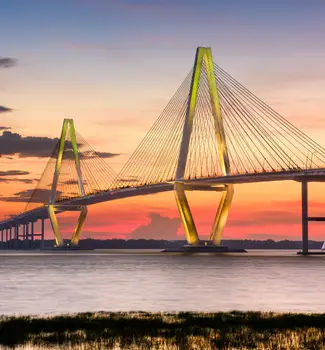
[1,47,325,254]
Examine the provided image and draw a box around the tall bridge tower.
[175,47,233,246]
[48,119,88,247]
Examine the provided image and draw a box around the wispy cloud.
[0,170,30,176]
[0,106,13,113]
[0,170,33,184]
[92,151,119,159]
[0,188,59,203]
[0,178,35,184]
[0,57,17,68]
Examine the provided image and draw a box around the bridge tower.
[48,118,88,247]
[175,47,234,246]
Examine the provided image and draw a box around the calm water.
[0,249,325,315]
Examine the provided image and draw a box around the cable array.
[214,64,325,174]
[113,70,193,188]
[25,127,117,211]
[113,61,325,187]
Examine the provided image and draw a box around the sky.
[1,0,325,241]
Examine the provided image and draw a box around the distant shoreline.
[1,311,325,349]
[5,238,324,250]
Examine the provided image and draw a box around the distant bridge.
[1,47,324,254]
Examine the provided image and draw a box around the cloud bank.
[129,213,181,239]
[0,131,58,158]
[0,130,119,159]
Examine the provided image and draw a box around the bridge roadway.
[1,168,325,230]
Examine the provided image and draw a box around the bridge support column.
[17,224,21,249]
[71,206,88,246]
[14,225,18,249]
[41,218,45,249]
[25,223,29,248]
[174,182,199,245]
[210,184,234,245]
[30,222,34,249]
[9,227,12,249]
[48,205,64,247]
[301,181,308,255]
[11,227,14,249]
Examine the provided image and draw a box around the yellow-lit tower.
[174,47,234,246]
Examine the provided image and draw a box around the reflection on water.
[0,249,325,315]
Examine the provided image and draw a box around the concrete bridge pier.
[7,227,10,249]
[14,225,18,249]
[300,180,325,255]
[20,222,28,249]
[16,224,21,248]
[11,226,14,249]
[41,218,45,249]
[301,181,309,255]
[5,229,8,249]
[25,223,29,248]
[30,221,34,249]
[2,219,47,250]
[8,227,12,249]
[17,223,25,249]
[24,223,26,241]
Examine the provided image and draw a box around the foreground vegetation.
[1,311,325,349]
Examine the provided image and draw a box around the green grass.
[1,311,325,349]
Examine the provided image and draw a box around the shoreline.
[1,311,325,349]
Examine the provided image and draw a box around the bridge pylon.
[48,118,88,247]
[175,47,234,246]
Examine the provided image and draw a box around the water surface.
[0,250,324,315]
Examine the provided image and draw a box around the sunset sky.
[1,0,325,241]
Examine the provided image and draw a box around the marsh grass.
[1,311,325,349]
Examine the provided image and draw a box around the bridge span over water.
[1,47,325,254]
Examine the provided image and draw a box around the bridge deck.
[1,168,325,229]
